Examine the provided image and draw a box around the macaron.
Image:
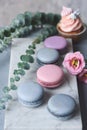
[47,94,77,120]
[17,81,44,107]
[37,64,64,88]
[44,36,67,54]
[37,48,59,65]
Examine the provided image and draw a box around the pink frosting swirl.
[59,7,83,32]
[61,6,72,17]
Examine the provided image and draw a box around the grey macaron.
[47,94,77,120]
[17,81,44,108]
[37,48,59,65]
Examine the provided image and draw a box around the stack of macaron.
[17,29,77,120]
[36,35,68,89]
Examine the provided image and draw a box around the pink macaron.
[37,64,64,88]
[44,36,67,54]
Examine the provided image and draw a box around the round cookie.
[37,48,59,65]
[37,64,64,88]
[17,81,44,107]
[44,36,67,54]
[47,94,77,120]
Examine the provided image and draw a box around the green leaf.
[10,25,16,32]
[0,40,4,52]
[17,26,30,37]
[31,44,36,49]
[4,26,11,37]
[12,13,25,28]
[28,44,36,49]
[40,12,47,24]
[1,94,12,103]
[10,84,17,90]
[14,76,20,81]
[53,14,61,25]
[38,35,44,41]
[20,55,29,62]
[31,12,42,25]
[0,104,5,110]
[20,55,34,63]
[46,13,54,24]
[5,94,12,100]
[13,69,25,76]
[24,11,33,26]
[28,55,34,63]
[26,49,35,55]
[0,31,4,39]
[32,38,41,44]
[18,62,30,70]
[3,86,10,93]
[10,78,14,83]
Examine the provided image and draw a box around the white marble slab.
[4,36,82,130]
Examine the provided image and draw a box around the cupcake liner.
[57,24,86,41]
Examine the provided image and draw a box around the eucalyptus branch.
[0,12,61,53]
[0,26,58,109]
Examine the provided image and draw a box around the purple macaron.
[44,36,67,54]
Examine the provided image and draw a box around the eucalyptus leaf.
[14,76,20,81]
[28,44,36,49]
[10,78,14,83]
[0,104,5,110]
[5,94,12,100]
[13,69,25,76]
[0,30,4,39]
[0,94,12,103]
[26,49,35,55]
[32,38,41,44]
[31,44,36,49]
[10,84,17,90]
[28,55,34,63]
[0,40,4,52]
[24,11,33,26]
[4,26,11,37]
[32,12,42,25]
[18,62,30,70]
[20,55,34,63]
[3,86,10,93]
[12,13,25,28]
[53,14,61,25]
[10,25,16,33]
[40,12,47,24]
[46,13,54,24]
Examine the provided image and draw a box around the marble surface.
[4,36,82,130]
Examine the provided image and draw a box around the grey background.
[0,0,87,130]
[0,0,87,26]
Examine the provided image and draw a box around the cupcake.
[57,6,86,38]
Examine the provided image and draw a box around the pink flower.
[78,69,87,83]
[63,51,85,75]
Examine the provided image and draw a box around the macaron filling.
[37,78,63,88]
[37,58,58,66]
[18,96,44,107]
[47,106,76,120]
